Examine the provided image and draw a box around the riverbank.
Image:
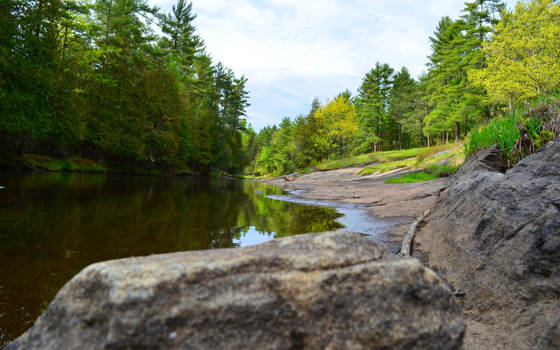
[266,167,449,253]
[0,153,200,176]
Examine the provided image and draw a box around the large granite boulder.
[7,231,465,350]
[415,140,560,349]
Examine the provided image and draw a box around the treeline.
[248,0,560,176]
[0,0,249,173]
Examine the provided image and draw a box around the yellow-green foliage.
[469,0,560,106]
[312,96,359,159]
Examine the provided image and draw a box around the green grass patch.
[384,172,438,183]
[416,144,465,167]
[465,112,520,164]
[383,163,459,184]
[315,148,425,171]
[359,158,415,176]
[23,154,107,173]
[424,163,460,177]
[415,143,459,165]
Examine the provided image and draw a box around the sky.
[148,0,518,130]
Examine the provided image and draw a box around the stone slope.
[8,231,465,350]
[415,141,560,349]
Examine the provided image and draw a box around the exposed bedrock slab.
[416,141,560,349]
[7,231,464,350]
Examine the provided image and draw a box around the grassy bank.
[5,154,196,176]
[354,143,463,182]
[274,143,465,184]
[22,155,107,173]
[314,148,426,171]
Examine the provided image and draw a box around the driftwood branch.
[399,209,431,256]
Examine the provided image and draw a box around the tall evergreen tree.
[388,67,417,148]
[355,62,394,152]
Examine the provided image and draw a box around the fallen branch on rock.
[399,208,431,256]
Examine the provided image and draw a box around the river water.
[0,173,394,344]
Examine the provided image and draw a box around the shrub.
[465,111,520,165]
[465,96,559,167]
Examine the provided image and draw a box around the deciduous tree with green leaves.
[469,0,560,109]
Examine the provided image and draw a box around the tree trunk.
[398,115,402,148]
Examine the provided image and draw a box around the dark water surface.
[0,173,344,344]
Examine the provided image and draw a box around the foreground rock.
[8,231,464,350]
[415,141,560,349]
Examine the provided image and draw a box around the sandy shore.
[266,167,448,251]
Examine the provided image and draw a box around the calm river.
[0,173,347,344]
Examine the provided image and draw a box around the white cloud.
[149,0,519,130]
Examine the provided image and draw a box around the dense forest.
[1,0,559,175]
[248,0,560,175]
[1,0,249,173]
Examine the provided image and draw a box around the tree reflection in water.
[0,173,342,344]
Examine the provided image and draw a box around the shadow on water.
[0,173,344,345]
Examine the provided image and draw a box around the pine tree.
[388,67,417,148]
[355,63,394,152]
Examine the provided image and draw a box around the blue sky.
[149,0,518,130]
